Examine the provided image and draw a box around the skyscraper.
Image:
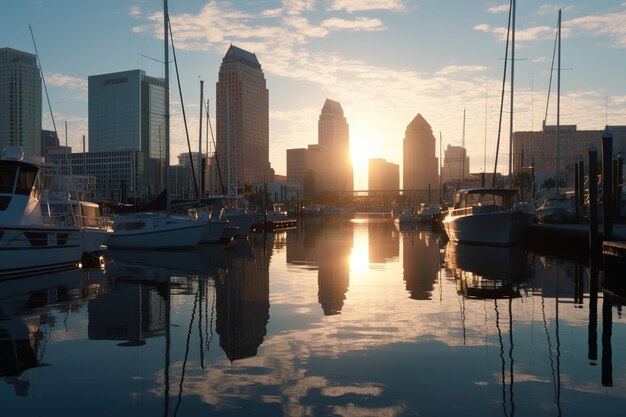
[318,99,353,192]
[368,158,399,191]
[403,114,438,190]
[0,48,42,159]
[88,69,165,198]
[215,45,269,194]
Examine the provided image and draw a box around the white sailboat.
[106,0,207,250]
[0,147,82,276]
[443,0,535,246]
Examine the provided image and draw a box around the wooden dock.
[524,223,626,259]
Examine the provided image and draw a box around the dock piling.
[602,126,613,240]
[589,144,600,258]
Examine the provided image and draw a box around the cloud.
[327,0,406,13]
[436,65,487,76]
[487,4,509,14]
[46,73,87,91]
[567,6,626,47]
[473,23,554,42]
[129,5,141,17]
[320,17,385,31]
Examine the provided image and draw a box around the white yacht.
[0,147,82,276]
[442,188,536,246]
[106,212,207,250]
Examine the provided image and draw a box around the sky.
[2,0,626,190]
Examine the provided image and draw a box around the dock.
[524,223,626,259]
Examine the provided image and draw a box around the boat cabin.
[452,188,518,211]
[0,158,43,224]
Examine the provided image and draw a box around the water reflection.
[0,267,107,396]
[403,226,442,300]
[1,217,626,416]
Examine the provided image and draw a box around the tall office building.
[286,145,323,199]
[403,114,438,190]
[318,99,353,192]
[368,158,399,191]
[215,45,269,194]
[441,144,470,184]
[88,69,165,198]
[0,48,42,159]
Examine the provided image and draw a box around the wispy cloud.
[436,65,487,76]
[567,5,626,47]
[327,0,406,13]
[46,73,87,91]
[320,17,385,31]
[487,4,509,14]
[128,5,141,18]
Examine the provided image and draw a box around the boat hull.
[0,226,82,277]
[443,211,535,246]
[106,215,206,250]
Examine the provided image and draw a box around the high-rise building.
[403,114,438,190]
[88,69,166,199]
[0,48,42,159]
[441,144,470,184]
[318,99,353,192]
[368,158,399,191]
[512,124,626,186]
[286,145,323,199]
[215,45,269,194]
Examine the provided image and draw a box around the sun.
[350,135,373,191]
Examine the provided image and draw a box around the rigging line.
[168,17,199,200]
[199,281,205,370]
[508,297,515,417]
[495,299,509,417]
[29,25,57,136]
[174,290,199,417]
[537,19,559,182]
[492,0,513,187]
[206,99,226,195]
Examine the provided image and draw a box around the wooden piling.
[602,126,613,239]
[589,144,599,258]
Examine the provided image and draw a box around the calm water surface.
[1,215,625,417]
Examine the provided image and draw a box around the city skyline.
[2,1,626,190]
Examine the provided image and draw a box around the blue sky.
[3,0,626,189]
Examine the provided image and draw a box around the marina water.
[1,215,625,416]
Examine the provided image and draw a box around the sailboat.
[442,0,535,246]
[534,10,576,224]
[106,0,207,250]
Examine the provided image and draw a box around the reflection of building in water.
[216,244,270,361]
[403,231,440,300]
[88,282,166,346]
[287,218,353,315]
[0,318,42,396]
[367,220,399,263]
[0,268,107,396]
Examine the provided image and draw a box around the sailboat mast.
[199,79,204,196]
[556,9,561,195]
[164,0,170,211]
[508,0,516,189]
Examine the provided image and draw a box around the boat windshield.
[459,191,515,209]
[0,162,39,195]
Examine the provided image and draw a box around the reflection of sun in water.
[349,230,369,273]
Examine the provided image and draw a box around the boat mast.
[508,0,516,189]
[164,0,170,211]
[199,79,204,197]
[555,9,562,196]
